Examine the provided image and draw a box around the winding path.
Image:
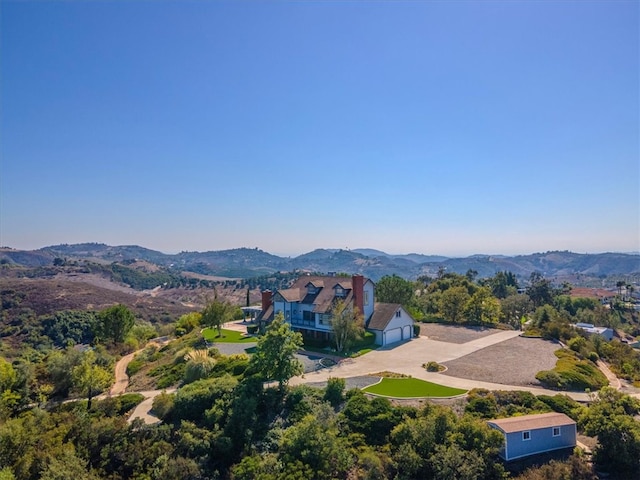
[109,337,173,424]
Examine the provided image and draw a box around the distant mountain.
[351,249,448,264]
[1,244,638,282]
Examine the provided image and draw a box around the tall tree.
[249,312,303,389]
[330,299,364,353]
[71,351,112,410]
[201,299,234,336]
[439,286,471,323]
[375,275,415,307]
[526,272,555,308]
[96,304,135,345]
[464,287,501,325]
[500,294,533,329]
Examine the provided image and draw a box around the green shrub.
[352,331,376,349]
[413,324,421,337]
[152,391,175,420]
[424,361,443,372]
[537,349,608,391]
[126,358,145,377]
[246,325,259,334]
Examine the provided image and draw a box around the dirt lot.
[419,323,502,344]
[441,336,560,387]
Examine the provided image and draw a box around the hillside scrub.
[536,350,608,391]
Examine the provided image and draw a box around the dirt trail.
[110,337,171,396]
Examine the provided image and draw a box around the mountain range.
[1,243,638,283]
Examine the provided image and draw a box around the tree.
[439,286,470,323]
[579,387,640,476]
[375,275,415,306]
[501,294,533,328]
[330,299,364,353]
[249,312,303,389]
[526,272,555,308]
[0,358,20,420]
[464,287,501,325]
[72,350,112,410]
[485,271,518,299]
[96,304,135,345]
[201,299,234,336]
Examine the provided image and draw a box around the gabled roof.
[276,275,365,314]
[368,302,404,330]
[277,288,303,303]
[488,412,575,434]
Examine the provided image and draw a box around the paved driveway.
[290,330,592,402]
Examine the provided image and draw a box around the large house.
[488,412,577,461]
[257,274,415,347]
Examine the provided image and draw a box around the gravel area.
[419,323,502,344]
[303,376,381,390]
[441,336,560,386]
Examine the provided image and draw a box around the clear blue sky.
[1,1,638,257]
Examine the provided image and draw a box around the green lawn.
[363,377,467,398]
[202,328,257,343]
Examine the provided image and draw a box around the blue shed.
[488,412,577,461]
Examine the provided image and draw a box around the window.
[319,314,331,325]
[522,431,531,441]
[395,310,401,318]
[335,286,345,297]
[303,310,314,322]
[552,427,560,437]
[364,291,370,306]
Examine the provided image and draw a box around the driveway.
[290,330,592,402]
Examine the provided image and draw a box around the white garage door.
[403,325,412,339]
[385,328,402,345]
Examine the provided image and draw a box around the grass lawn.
[363,377,467,398]
[202,328,257,343]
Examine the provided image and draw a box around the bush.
[152,391,175,420]
[424,361,443,372]
[126,358,145,377]
[413,324,421,338]
[246,325,259,335]
[324,377,346,408]
[587,351,599,363]
[536,370,566,389]
[536,350,608,391]
[352,331,376,349]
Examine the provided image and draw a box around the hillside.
[1,244,638,283]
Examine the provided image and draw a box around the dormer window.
[307,285,319,295]
[335,286,345,297]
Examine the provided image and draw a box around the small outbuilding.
[487,412,577,461]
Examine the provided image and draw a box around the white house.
[572,323,614,341]
[257,274,415,347]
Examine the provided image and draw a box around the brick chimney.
[261,290,272,312]
[352,275,364,315]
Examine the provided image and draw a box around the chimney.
[261,290,272,312]
[352,275,364,315]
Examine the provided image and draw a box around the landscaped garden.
[363,377,467,398]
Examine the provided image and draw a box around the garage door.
[403,325,412,339]
[385,328,402,345]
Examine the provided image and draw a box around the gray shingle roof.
[488,412,576,434]
[367,302,402,330]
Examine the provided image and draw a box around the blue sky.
[1,1,638,257]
